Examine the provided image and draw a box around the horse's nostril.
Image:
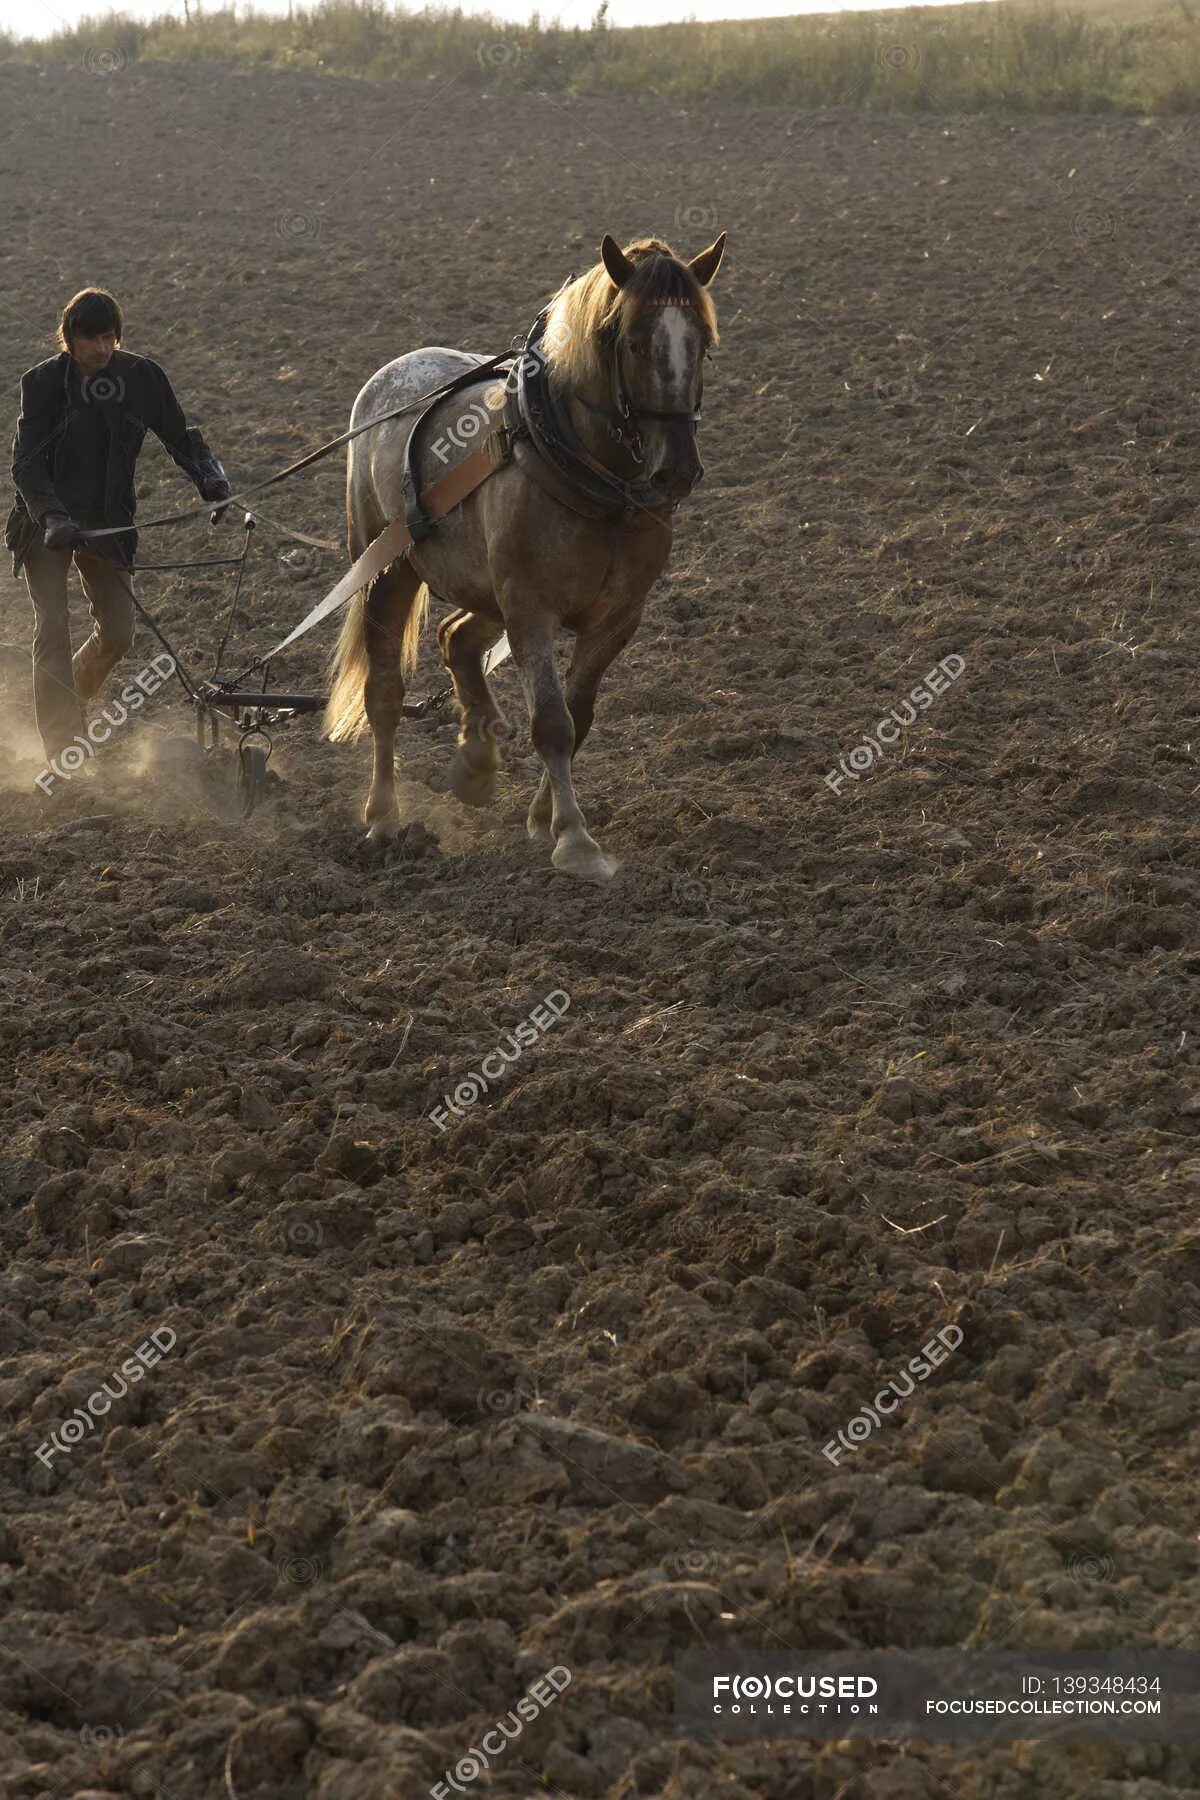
[650,469,671,491]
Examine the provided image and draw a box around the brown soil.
[1,58,1198,1800]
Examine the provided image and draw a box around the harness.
[399,301,698,541]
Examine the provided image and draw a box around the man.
[5,287,231,764]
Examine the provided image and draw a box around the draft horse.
[325,231,725,884]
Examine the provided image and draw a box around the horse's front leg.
[507,609,615,885]
[527,609,643,844]
[363,565,420,841]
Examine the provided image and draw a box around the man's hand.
[199,470,233,525]
[42,511,83,551]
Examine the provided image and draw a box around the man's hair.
[57,288,123,352]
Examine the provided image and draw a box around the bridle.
[585,295,709,465]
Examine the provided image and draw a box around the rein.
[78,357,513,540]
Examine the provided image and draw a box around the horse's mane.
[544,237,719,389]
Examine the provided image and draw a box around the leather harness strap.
[255,440,503,662]
[502,409,666,532]
[400,352,513,545]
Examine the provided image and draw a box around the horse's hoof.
[365,816,402,843]
[449,753,495,808]
[526,808,553,842]
[551,832,618,885]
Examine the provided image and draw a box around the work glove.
[42,511,83,550]
[199,469,233,525]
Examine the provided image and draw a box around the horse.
[324,231,725,884]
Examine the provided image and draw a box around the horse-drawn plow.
[121,233,722,868]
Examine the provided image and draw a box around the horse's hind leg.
[364,563,422,842]
[436,608,506,807]
[507,605,615,885]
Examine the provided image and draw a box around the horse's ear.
[601,234,634,289]
[688,232,727,287]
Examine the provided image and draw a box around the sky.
[3,0,934,39]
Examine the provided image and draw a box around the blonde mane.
[544,237,719,390]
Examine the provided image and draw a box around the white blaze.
[657,309,693,399]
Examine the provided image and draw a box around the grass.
[5,0,1200,113]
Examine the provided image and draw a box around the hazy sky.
[4,0,927,39]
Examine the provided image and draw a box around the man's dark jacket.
[6,350,224,574]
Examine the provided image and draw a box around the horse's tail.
[324,591,370,742]
[400,579,430,678]
[324,570,429,743]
